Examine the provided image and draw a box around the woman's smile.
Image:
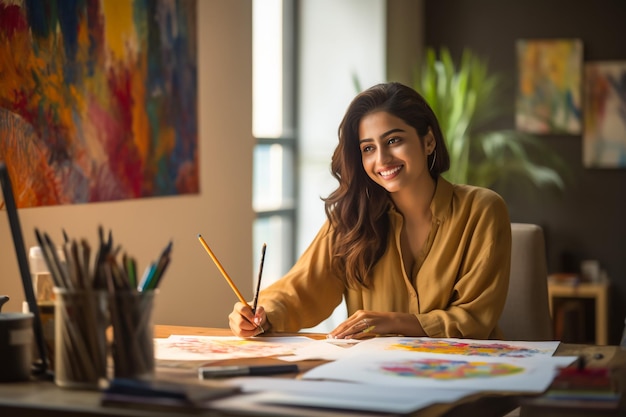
[379,165,403,179]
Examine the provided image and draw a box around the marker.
[198,364,299,379]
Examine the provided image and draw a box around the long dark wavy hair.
[323,82,450,288]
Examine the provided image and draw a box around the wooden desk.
[0,325,624,417]
[548,281,609,345]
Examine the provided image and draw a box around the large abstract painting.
[583,61,626,168]
[516,39,583,135]
[0,0,198,208]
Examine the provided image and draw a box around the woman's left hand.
[328,310,425,339]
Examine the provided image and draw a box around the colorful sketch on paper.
[516,39,583,134]
[583,61,626,168]
[378,359,524,380]
[155,335,312,361]
[385,338,546,358]
[0,0,198,208]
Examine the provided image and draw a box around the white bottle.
[29,246,55,302]
[27,246,57,369]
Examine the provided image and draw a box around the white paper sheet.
[214,377,478,414]
[302,350,578,393]
[278,338,361,361]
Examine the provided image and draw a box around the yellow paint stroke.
[101,0,136,65]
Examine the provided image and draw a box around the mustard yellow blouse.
[258,178,511,339]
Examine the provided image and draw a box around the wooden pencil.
[197,234,250,308]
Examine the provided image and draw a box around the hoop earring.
[429,149,437,171]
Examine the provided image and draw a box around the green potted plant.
[414,47,568,191]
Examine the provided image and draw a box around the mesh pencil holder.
[109,290,156,380]
[53,288,109,389]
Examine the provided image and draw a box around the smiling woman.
[229,82,512,343]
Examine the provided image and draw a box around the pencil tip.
[197,233,201,238]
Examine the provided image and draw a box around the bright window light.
[253,0,283,138]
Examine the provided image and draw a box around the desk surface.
[0,325,624,417]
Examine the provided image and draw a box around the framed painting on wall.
[0,0,198,208]
[583,61,626,168]
[516,39,583,135]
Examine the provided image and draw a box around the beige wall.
[0,0,254,328]
[386,0,424,86]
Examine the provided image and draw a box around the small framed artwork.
[516,39,583,135]
[583,61,626,168]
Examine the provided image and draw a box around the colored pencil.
[252,243,266,314]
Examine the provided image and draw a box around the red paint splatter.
[0,4,28,38]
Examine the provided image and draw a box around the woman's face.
[358,111,434,194]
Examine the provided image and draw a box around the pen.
[252,243,266,314]
[198,364,299,379]
[197,234,249,307]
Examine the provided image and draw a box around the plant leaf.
[414,47,568,192]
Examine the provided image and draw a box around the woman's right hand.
[228,302,267,337]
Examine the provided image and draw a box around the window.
[252,0,296,288]
[252,0,386,332]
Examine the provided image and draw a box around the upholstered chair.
[498,223,553,341]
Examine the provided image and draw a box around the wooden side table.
[547,279,609,345]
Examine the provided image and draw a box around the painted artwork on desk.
[583,61,626,168]
[384,338,556,358]
[0,0,198,208]
[351,337,560,359]
[379,358,524,380]
[516,39,583,135]
[303,351,578,392]
[154,335,314,361]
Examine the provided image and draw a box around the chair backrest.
[499,223,553,341]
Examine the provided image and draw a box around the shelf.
[547,278,609,345]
